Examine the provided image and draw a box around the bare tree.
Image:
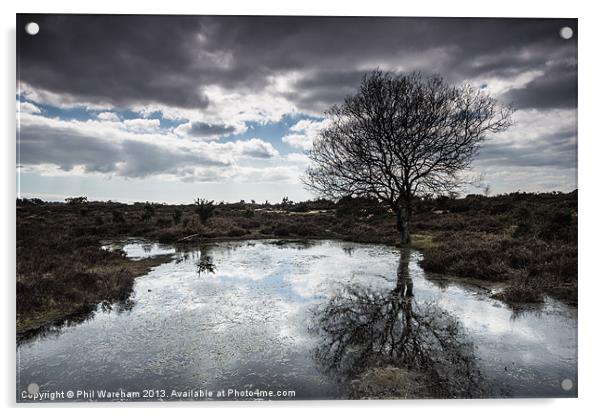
[194,198,215,225]
[305,70,513,244]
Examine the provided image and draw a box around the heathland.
[16,191,577,335]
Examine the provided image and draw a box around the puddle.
[17,240,577,401]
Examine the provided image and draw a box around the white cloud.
[18,82,113,110]
[282,134,311,150]
[19,76,299,141]
[18,101,41,115]
[179,165,302,184]
[234,165,302,183]
[470,69,545,96]
[479,108,576,155]
[123,118,161,133]
[232,138,279,159]
[18,112,284,182]
[97,111,120,122]
[133,82,298,129]
[473,165,577,194]
[286,153,310,164]
[282,118,330,150]
[471,108,577,193]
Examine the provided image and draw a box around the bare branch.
[304,70,513,243]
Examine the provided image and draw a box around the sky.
[16,15,577,203]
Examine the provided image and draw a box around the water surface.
[17,240,577,401]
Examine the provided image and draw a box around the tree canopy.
[305,70,513,243]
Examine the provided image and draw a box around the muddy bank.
[17,252,173,335]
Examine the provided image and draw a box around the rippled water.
[16,239,577,401]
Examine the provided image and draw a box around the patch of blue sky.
[220,112,323,154]
[16,95,323,152]
[17,98,93,121]
[138,110,187,129]
[16,95,185,127]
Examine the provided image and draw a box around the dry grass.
[16,190,577,334]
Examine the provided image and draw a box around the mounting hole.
[25,22,39,36]
[559,26,573,40]
[561,378,574,391]
[27,383,40,395]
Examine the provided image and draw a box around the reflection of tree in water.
[196,255,216,275]
[342,246,355,256]
[311,250,487,399]
[17,297,135,346]
[174,247,217,275]
[269,239,317,250]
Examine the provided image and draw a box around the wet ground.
[16,239,577,401]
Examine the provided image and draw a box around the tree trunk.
[395,206,411,245]
[395,250,414,297]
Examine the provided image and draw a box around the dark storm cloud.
[19,124,121,173]
[188,122,236,137]
[477,128,577,169]
[18,123,229,177]
[502,61,578,109]
[18,15,577,112]
[285,70,366,113]
[18,14,211,109]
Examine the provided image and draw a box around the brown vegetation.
[416,192,577,305]
[16,190,577,335]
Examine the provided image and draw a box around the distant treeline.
[17,189,577,215]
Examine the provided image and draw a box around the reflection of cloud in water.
[310,251,488,398]
[102,239,176,259]
[283,243,399,299]
[17,240,577,400]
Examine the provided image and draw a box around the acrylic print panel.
[16,14,577,402]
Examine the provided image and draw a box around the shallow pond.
[16,239,577,401]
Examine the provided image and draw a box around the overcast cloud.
[16,14,577,202]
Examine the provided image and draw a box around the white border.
[2,1,600,415]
